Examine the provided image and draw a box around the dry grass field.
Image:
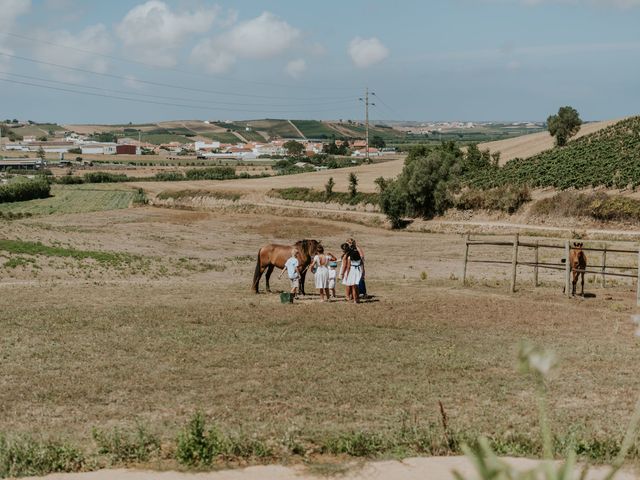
[2,205,640,476]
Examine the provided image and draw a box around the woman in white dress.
[310,245,336,302]
[340,242,362,304]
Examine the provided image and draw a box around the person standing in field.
[279,248,301,297]
[309,245,336,302]
[340,242,362,303]
[347,238,367,298]
[328,261,338,299]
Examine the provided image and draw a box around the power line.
[0,71,357,108]
[0,77,359,114]
[1,31,360,92]
[0,52,358,101]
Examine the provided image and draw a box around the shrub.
[56,175,85,184]
[0,177,51,203]
[83,172,129,183]
[153,171,185,181]
[92,426,160,464]
[0,435,86,477]
[184,167,236,181]
[455,185,531,213]
[175,413,223,467]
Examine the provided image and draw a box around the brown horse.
[252,239,320,294]
[563,242,587,296]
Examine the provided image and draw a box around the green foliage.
[92,426,160,464]
[132,188,148,205]
[36,146,45,160]
[0,177,50,203]
[153,171,185,181]
[269,187,378,206]
[0,239,140,266]
[465,116,640,190]
[348,172,358,198]
[321,432,387,457]
[90,132,117,143]
[371,135,386,149]
[324,177,335,197]
[175,413,224,467]
[0,435,86,478]
[455,185,531,214]
[83,172,129,183]
[548,106,582,147]
[156,189,241,202]
[184,166,236,180]
[56,175,85,184]
[283,140,305,159]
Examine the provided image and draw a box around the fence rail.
[462,234,640,305]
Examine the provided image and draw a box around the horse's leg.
[265,265,275,292]
[300,269,306,296]
[581,272,585,297]
[572,271,577,296]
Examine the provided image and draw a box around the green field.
[238,119,302,139]
[0,184,136,216]
[200,131,245,143]
[291,120,339,138]
[212,122,267,142]
[140,133,193,145]
[10,123,65,137]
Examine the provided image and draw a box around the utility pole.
[359,87,375,163]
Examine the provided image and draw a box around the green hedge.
[0,178,51,203]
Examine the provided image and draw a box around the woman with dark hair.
[340,241,362,303]
[347,238,366,298]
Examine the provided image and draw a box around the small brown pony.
[252,239,320,294]
[565,242,587,296]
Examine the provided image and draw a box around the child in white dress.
[309,245,336,302]
[328,261,338,298]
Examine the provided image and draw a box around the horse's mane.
[295,239,318,257]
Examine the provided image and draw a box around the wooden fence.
[462,234,640,305]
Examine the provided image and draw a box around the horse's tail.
[252,249,262,293]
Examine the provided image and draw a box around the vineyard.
[467,116,640,189]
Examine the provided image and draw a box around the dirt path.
[288,119,306,139]
[21,457,636,480]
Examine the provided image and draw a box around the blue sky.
[0,0,639,123]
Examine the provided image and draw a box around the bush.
[83,172,129,183]
[0,177,51,203]
[184,167,236,181]
[269,187,378,206]
[92,426,160,464]
[455,185,531,213]
[0,435,86,477]
[175,413,224,467]
[531,191,640,224]
[153,171,185,181]
[56,175,85,184]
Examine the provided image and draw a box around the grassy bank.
[268,187,379,206]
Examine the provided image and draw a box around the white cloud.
[348,37,389,68]
[285,58,306,79]
[32,24,113,82]
[190,11,300,75]
[116,0,218,67]
[0,0,31,72]
[224,12,300,59]
[190,38,236,74]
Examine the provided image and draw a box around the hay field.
[2,205,640,464]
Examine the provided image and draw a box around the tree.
[325,177,335,198]
[284,140,304,159]
[37,146,46,161]
[371,135,386,149]
[547,106,582,147]
[348,172,358,198]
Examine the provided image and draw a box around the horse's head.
[295,239,321,261]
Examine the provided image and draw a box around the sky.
[0,0,639,123]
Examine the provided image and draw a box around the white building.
[81,143,117,155]
[194,140,221,151]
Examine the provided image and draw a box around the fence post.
[601,245,607,288]
[462,234,470,286]
[637,249,640,307]
[565,241,571,298]
[534,240,539,287]
[510,233,519,293]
